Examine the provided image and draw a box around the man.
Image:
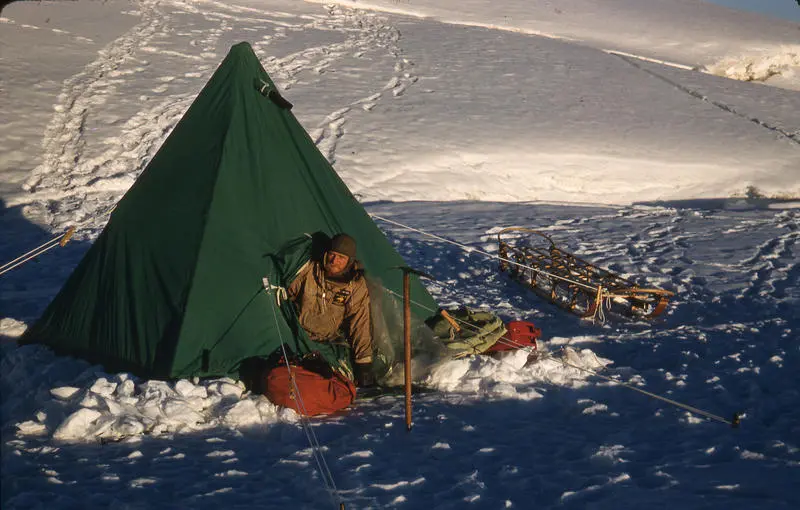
[287,233,375,387]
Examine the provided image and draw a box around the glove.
[353,362,376,388]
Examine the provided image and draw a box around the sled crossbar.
[497,228,673,320]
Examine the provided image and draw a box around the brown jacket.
[287,259,373,364]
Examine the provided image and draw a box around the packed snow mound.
[1,345,299,444]
[425,347,612,399]
[3,341,612,443]
[706,46,800,84]
[0,317,28,338]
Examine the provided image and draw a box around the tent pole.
[403,270,412,431]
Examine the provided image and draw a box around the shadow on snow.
[0,199,90,326]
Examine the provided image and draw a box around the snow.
[1,0,799,508]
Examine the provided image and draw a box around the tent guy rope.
[379,286,740,428]
[0,226,75,277]
[262,277,346,509]
[369,214,636,322]
[369,214,598,292]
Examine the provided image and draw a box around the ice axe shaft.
[403,271,412,431]
[392,265,431,432]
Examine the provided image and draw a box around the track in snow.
[17,1,415,238]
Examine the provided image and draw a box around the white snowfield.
[1,0,799,508]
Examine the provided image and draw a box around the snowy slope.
[310,0,800,89]
[1,0,799,508]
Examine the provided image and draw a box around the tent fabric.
[22,42,438,380]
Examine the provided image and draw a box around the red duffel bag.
[484,320,541,353]
[264,364,357,416]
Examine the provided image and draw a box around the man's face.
[324,250,350,277]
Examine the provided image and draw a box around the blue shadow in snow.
[0,199,89,326]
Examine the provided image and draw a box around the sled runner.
[497,228,673,320]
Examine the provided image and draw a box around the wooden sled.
[497,228,673,321]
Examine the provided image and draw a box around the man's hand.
[354,362,376,388]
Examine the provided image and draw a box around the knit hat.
[329,233,357,260]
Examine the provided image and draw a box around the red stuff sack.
[485,320,541,353]
[264,364,357,416]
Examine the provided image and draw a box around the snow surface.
[1,0,799,508]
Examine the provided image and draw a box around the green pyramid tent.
[22,42,438,380]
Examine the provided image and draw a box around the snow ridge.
[612,53,800,147]
[706,46,800,85]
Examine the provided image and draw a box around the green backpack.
[426,308,506,358]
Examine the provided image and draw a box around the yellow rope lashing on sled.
[591,285,607,323]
